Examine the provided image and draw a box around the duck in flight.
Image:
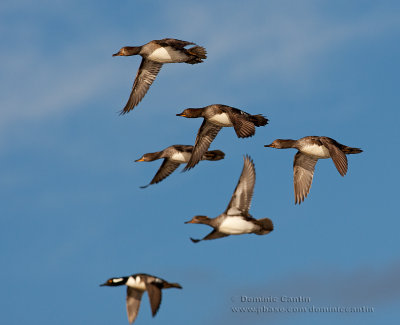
[185,155,273,243]
[135,145,225,188]
[100,273,182,324]
[113,38,207,114]
[264,136,362,204]
[177,104,268,170]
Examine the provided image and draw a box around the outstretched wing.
[121,59,163,114]
[225,155,256,215]
[184,120,222,171]
[190,230,229,243]
[145,283,162,317]
[227,110,256,138]
[158,38,195,48]
[141,160,180,188]
[126,287,144,324]
[293,152,318,204]
[319,137,348,176]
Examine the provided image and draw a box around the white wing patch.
[226,207,242,216]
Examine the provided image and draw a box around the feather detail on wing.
[225,155,256,215]
[191,230,229,243]
[319,137,348,176]
[293,152,318,204]
[126,287,144,324]
[184,120,222,171]
[228,111,256,138]
[158,38,195,48]
[145,283,162,317]
[121,59,163,114]
[141,160,180,188]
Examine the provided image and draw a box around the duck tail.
[203,150,225,161]
[250,114,269,127]
[164,282,182,289]
[342,146,363,155]
[187,46,207,64]
[257,218,274,234]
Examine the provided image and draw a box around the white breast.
[219,217,256,234]
[170,151,191,163]
[126,277,146,290]
[208,113,232,127]
[301,144,330,158]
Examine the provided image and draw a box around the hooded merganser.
[113,38,207,114]
[100,273,182,324]
[185,155,273,242]
[135,145,225,188]
[265,136,362,204]
[177,104,268,170]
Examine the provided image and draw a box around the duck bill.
[184,220,195,224]
[112,52,122,57]
[176,112,186,117]
[135,157,145,162]
[99,282,108,287]
[264,144,273,147]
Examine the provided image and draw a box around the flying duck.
[264,136,363,204]
[113,38,207,114]
[177,104,268,170]
[100,273,182,324]
[185,155,273,242]
[135,145,225,188]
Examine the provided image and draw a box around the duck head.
[100,277,128,287]
[112,46,142,57]
[264,139,296,149]
[176,108,203,118]
[135,152,159,162]
[185,215,211,225]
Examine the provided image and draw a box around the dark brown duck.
[265,136,362,204]
[135,145,225,188]
[177,104,268,170]
[113,38,207,114]
[185,155,273,243]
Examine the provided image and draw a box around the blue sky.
[1,0,400,324]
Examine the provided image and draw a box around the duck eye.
[108,279,113,283]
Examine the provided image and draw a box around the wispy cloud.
[0,3,123,146]
[165,1,400,80]
[1,0,399,146]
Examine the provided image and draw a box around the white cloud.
[164,1,400,81]
[1,0,399,146]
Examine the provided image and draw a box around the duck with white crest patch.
[100,273,182,324]
[185,155,274,243]
[265,136,363,204]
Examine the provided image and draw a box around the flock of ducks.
[101,38,363,323]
